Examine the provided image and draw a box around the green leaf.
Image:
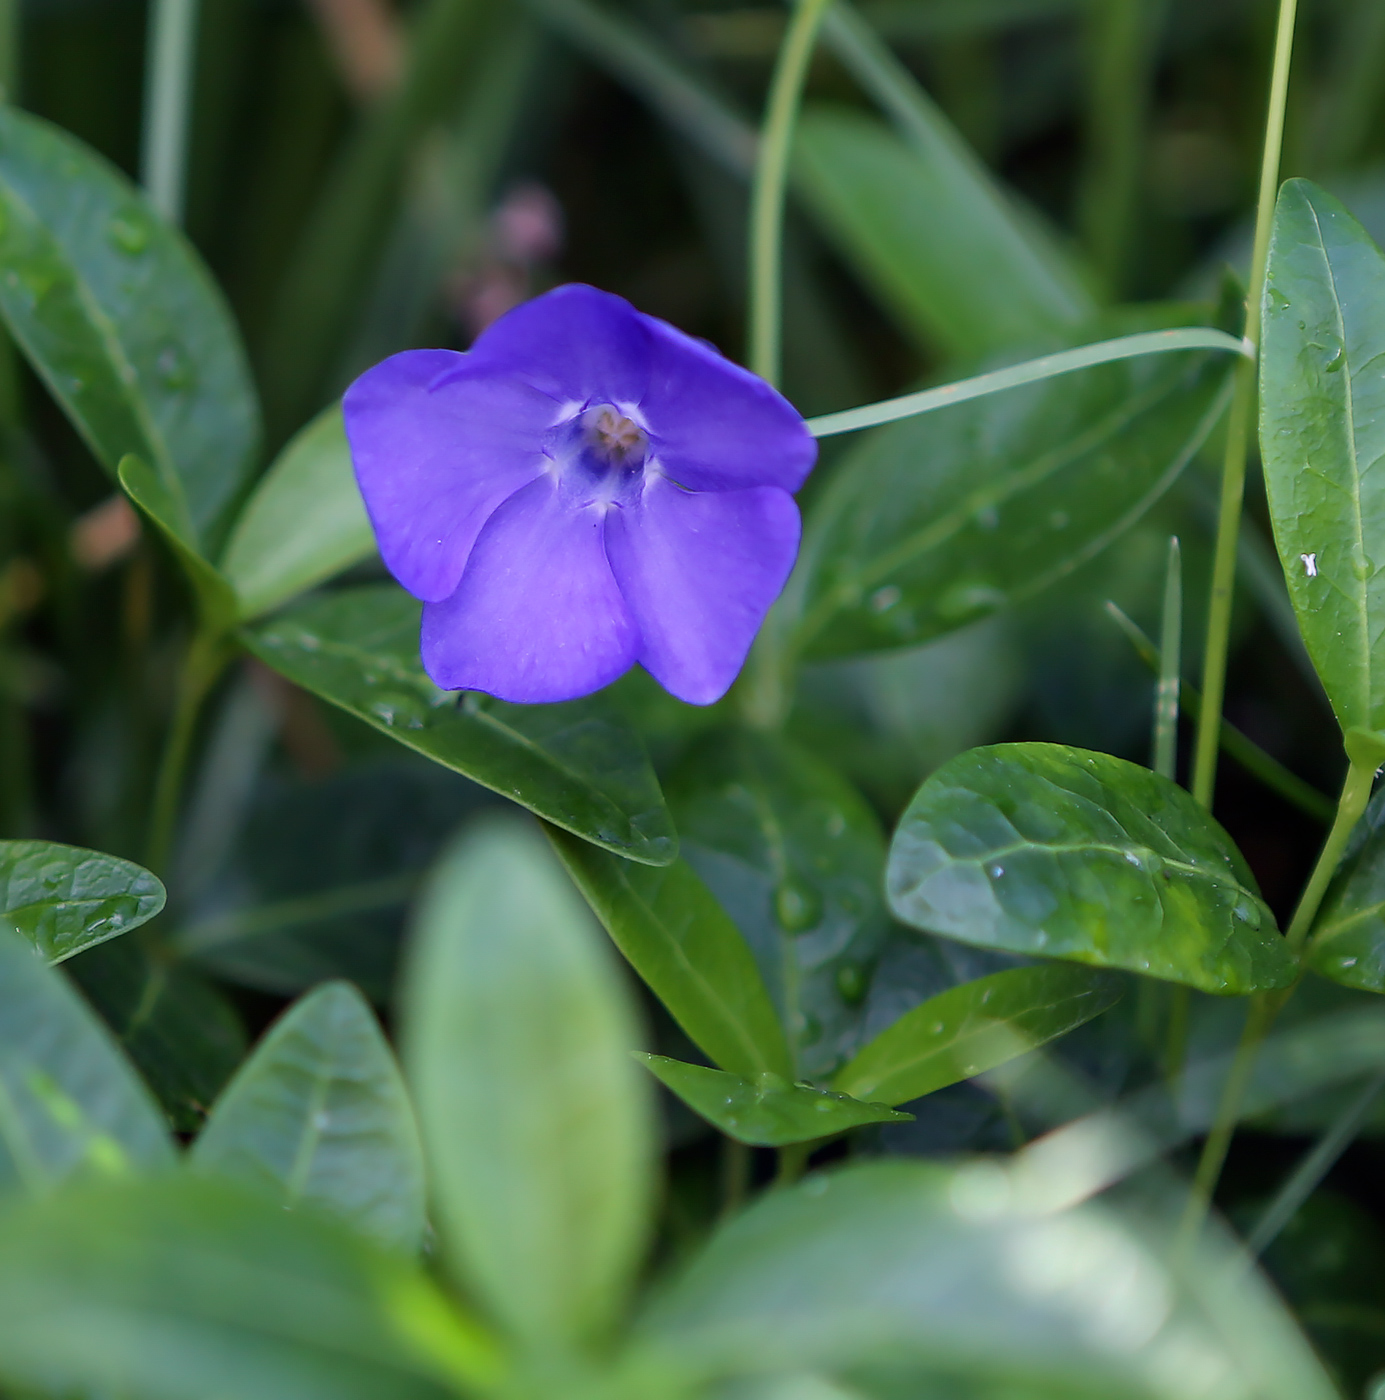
[1308,786,1385,992]
[402,817,653,1345]
[1260,179,1385,733]
[634,1159,1337,1400]
[222,405,375,621]
[793,104,1095,358]
[886,743,1293,995]
[0,1175,496,1400]
[547,828,793,1080]
[669,732,890,1079]
[789,315,1233,660]
[191,982,425,1251]
[832,964,1122,1105]
[0,926,173,1190]
[244,584,676,866]
[120,453,238,628]
[67,938,247,1133]
[0,839,164,962]
[0,106,259,546]
[636,1054,910,1147]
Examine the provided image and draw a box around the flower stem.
[1190,0,1299,810]
[145,627,229,876]
[1176,754,1373,1254]
[747,0,833,387]
[141,0,200,224]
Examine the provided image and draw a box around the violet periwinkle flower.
[344,284,817,705]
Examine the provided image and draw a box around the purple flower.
[344,284,816,705]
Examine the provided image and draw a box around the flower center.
[582,404,647,466]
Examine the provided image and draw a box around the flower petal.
[344,349,552,602]
[469,283,651,406]
[640,318,817,494]
[421,475,640,703]
[605,475,801,705]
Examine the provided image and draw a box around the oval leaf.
[548,828,793,1080]
[0,839,164,963]
[243,584,676,866]
[1260,178,1385,732]
[222,405,375,621]
[789,320,1233,660]
[670,732,889,1080]
[832,963,1121,1105]
[636,1053,910,1147]
[0,926,173,1190]
[0,107,259,546]
[191,982,426,1251]
[886,743,1292,994]
[402,818,654,1346]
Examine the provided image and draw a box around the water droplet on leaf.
[774,878,821,932]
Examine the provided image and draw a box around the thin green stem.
[1178,755,1373,1253]
[0,0,19,100]
[1190,0,1299,810]
[720,1139,751,1217]
[145,629,228,875]
[1163,985,1189,1085]
[748,0,833,386]
[775,1141,811,1186]
[141,0,200,224]
[805,328,1250,438]
[1245,1068,1385,1258]
[1153,536,1181,781]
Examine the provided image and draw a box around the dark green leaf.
[0,839,164,962]
[1260,178,1385,732]
[68,938,247,1132]
[402,818,653,1345]
[636,1053,910,1147]
[635,1160,1335,1400]
[1308,785,1385,991]
[886,743,1292,994]
[670,732,889,1079]
[794,104,1095,358]
[0,1176,495,1400]
[222,405,375,621]
[547,828,793,1080]
[244,585,676,866]
[788,317,1233,660]
[0,926,173,1189]
[0,106,259,545]
[192,982,426,1251]
[832,964,1121,1105]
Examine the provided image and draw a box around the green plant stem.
[747,0,833,386]
[775,1141,811,1186]
[1190,0,1299,811]
[145,628,229,875]
[1078,0,1154,295]
[1154,536,1181,780]
[0,0,19,100]
[1163,985,1189,1084]
[1177,755,1374,1253]
[141,0,200,224]
[720,1138,751,1217]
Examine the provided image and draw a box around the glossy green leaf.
[635,1160,1336,1400]
[0,839,164,962]
[192,982,425,1251]
[0,926,173,1189]
[402,818,653,1345]
[547,828,793,1080]
[0,106,259,545]
[1260,179,1385,732]
[120,454,238,628]
[670,732,889,1079]
[68,938,246,1132]
[794,104,1095,358]
[222,405,375,621]
[1308,786,1385,991]
[0,1175,494,1400]
[832,964,1121,1105]
[636,1054,910,1147]
[886,743,1293,994]
[243,585,676,866]
[788,317,1233,660]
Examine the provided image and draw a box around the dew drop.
[774,878,822,933]
[835,963,867,1004]
[108,214,150,255]
[988,863,1004,879]
[156,342,194,391]
[1326,345,1345,373]
[869,585,901,613]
